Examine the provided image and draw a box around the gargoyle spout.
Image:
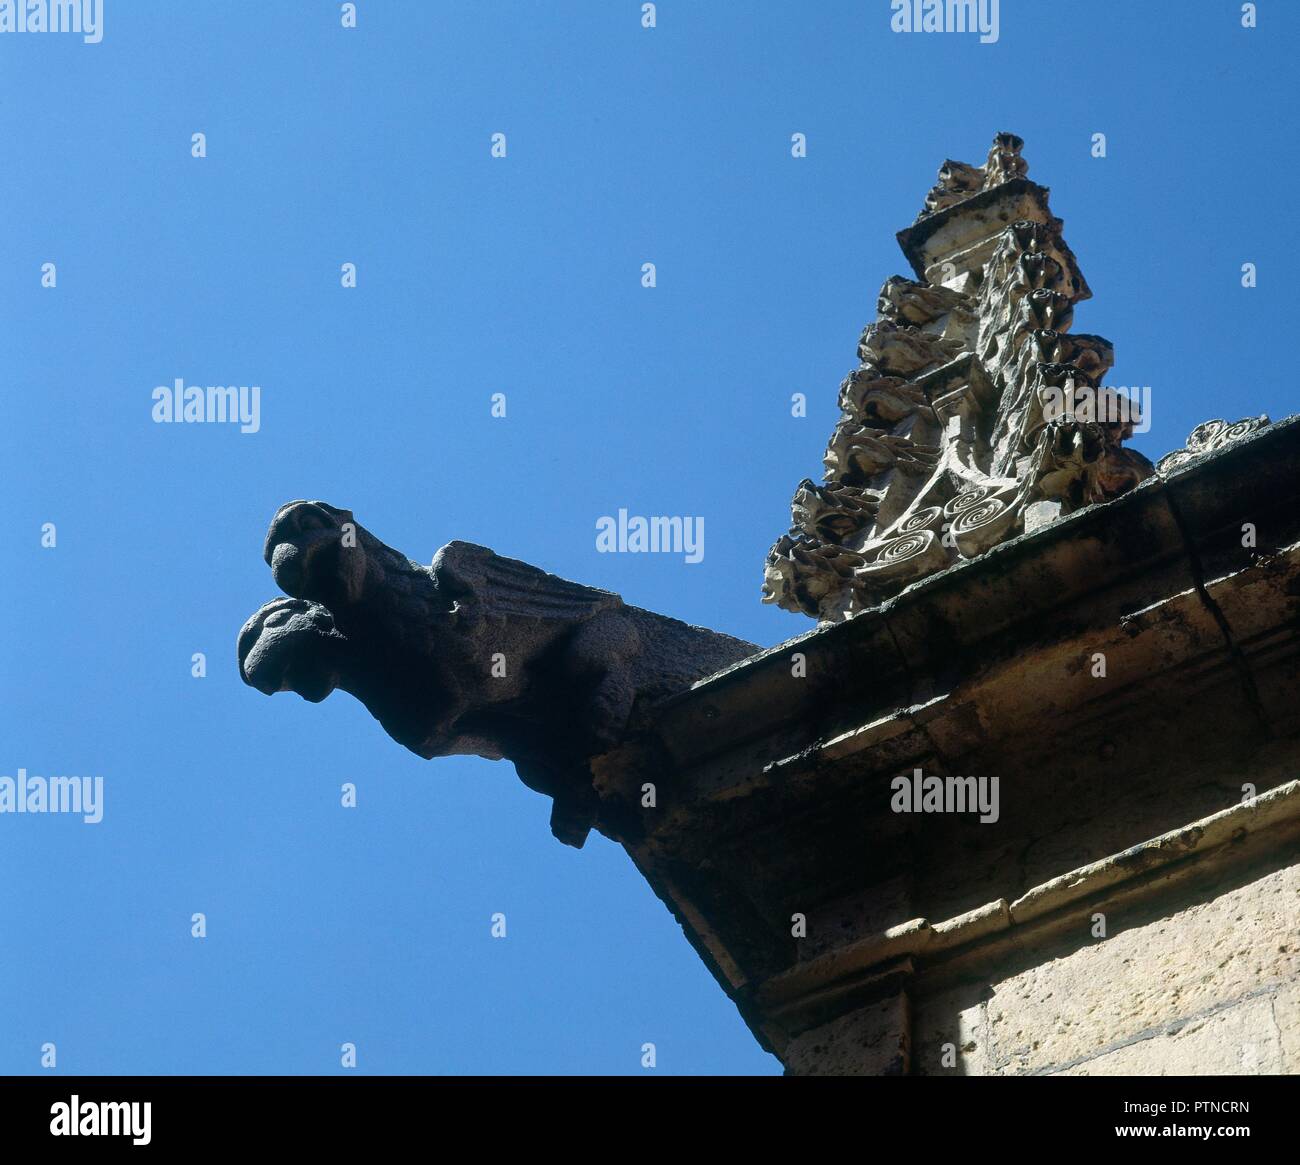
[239,500,757,846]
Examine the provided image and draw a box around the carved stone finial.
[239,500,754,846]
[764,135,1164,621]
[915,131,1028,223]
[982,130,1027,187]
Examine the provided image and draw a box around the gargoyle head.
[238,596,348,702]
[263,500,370,608]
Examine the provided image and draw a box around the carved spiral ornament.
[943,485,992,517]
[950,498,1005,534]
[899,506,943,534]
[1157,416,1271,474]
[1187,420,1227,448]
[875,530,932,563]
[1221,418,1262,443]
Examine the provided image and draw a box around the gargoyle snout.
[262,499,366,605]
[263,500,345,563]
[263,500,353,597]
[237,596,342,703]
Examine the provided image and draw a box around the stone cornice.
[638,413,1300,778]
[755,780,1300,1021]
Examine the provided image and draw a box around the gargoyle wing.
[430,541,623,626]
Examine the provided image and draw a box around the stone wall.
[915,858,1300,1075]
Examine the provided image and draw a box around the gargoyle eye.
[264,609,294,628]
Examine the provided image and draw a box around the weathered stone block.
[986,865,1300,1074]
[1054,995,1283,1076]
[783,992,909,1076]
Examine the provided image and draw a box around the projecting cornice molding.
[662,414,1300,781]
[754,780,1300,1024]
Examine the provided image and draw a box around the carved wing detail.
[430,541,623,624]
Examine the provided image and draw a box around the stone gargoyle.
[238,501,755,846]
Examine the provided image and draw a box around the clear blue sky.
[1,1,1294,1075]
